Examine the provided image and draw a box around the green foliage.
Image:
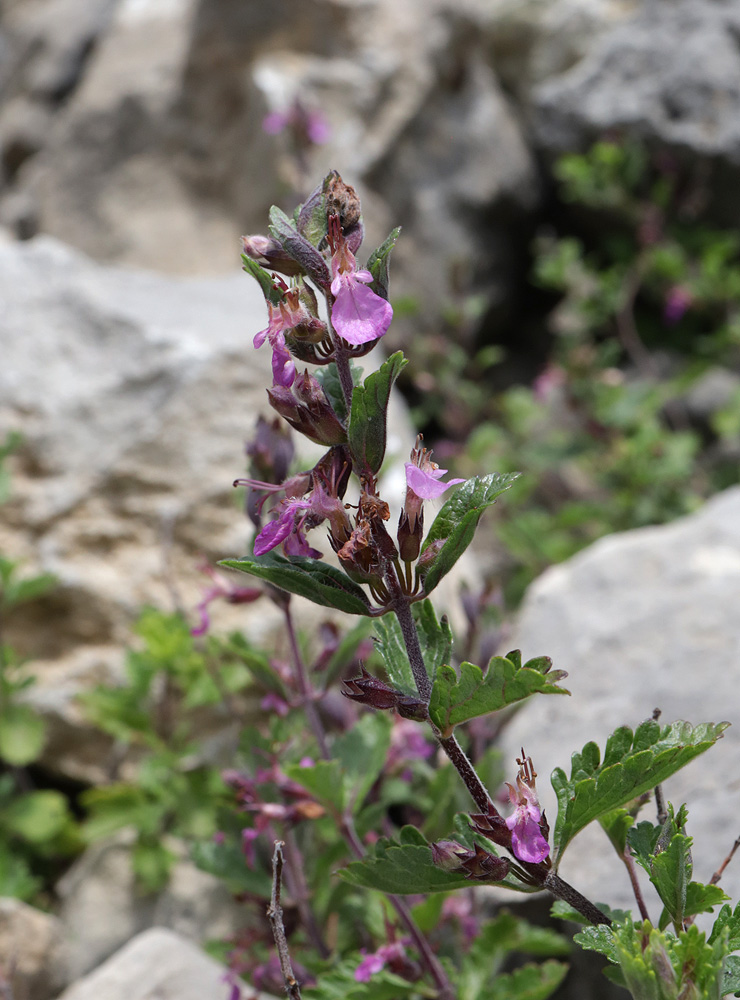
[240,254,284,305]
[552,720,728,866]
[373,599,452,694]
[428,652,568,736]
[223,552,373,615]
[419,473,519,595]
[348,351,408,476]
[366,227,402,301]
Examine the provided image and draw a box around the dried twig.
[267,841,302,1000]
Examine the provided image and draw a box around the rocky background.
[2,0,740,998]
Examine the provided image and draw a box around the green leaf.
[348,352,408,475]
[600,807,636,856]
[373,600,453,696]
[710,901,740,951]
[332,714,391,814]
[486,962,568,1000]
[2,572,56,607]
[339,841,483,894]
[191,839,273,897]
[0,845,40,902]
[429,655,568,736]
[304,960,417,1000]
[0,705,45,765]
[721,954,740,996]
[419,473,520,595]
[268,205,330,288]
[284,759,346,813]
[366,227,401,301]
[222,552,373,616]
[322,618,374,688]
[240,255,284,305]
[650,832,692,929]
[551,720,728,867]
[132,840,176,893]
[4,790,71,844]
[684,881,729,919]
[373,615,416,694]
[550,900,631,926]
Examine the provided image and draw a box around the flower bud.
[430,840,468,872]
[342,666,402,711]
[267,382,347,447]
[241,234,304,276]
[397,510,423,563]
[430,840,510,881]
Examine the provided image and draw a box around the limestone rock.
[55,927,276,1000]
[56,832,248,982]
[0,898,65,1000]
[533,0,740,219]
[499,487,740,915]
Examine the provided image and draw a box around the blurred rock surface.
[55,927,277,1000]
[500,486,740,915]
[57,831,247,981]
[0,898,65,1000]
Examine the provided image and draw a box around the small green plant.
[0,434,79,901]
[456,140,740,601]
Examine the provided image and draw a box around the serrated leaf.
[366,227,401,301]
[348,352,408,475]
[551,900,632,925]
[684,881,729,919]
[240,254,284,305]
[429,655,568,736]
[268,205,330,288]
[551,720,728,867]
[413,599,453,684]
[373,614,415,693]
[650,832,692,929]
[222,552,373,616]
[573,924,620,963]
[710,901,740,951]
[420,473,520,595]
[0,705,45,765]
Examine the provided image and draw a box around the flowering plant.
[209,172,739,999]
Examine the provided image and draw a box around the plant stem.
[324,293,354,415]
[268,841,303,1000]
[544,873,613,926]
[391,586,612,927]
[388,581,431,703]
[622,849,651,922]
[283,601,453,997]
[342,816,455,1000]
[284,600,329,760]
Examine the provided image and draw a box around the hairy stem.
[622,848,651,922]
[392,586,612,927]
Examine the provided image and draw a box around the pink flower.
[329,216,392,345]
[253,497,312,556]
[331,269,393,345]
[254,302,296,388]
[505,753,550,864]
[260,692,290,717]
[241,828,259,867]
[404,462,465,500]
[664,285,692,325]
[354,942,407,983]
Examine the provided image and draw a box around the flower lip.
[504,751,550,865]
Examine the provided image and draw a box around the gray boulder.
[57,832,249,982]
[55,927,276,1000]
[534,0,740,219]
[500,486,740,916]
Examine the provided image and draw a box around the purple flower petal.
[405,463,465,500]
[331,278,393,345]
[271,339,295,387]
[354,952,386,983]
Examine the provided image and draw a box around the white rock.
[500,487,740,916]
[55,927,276,1000]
